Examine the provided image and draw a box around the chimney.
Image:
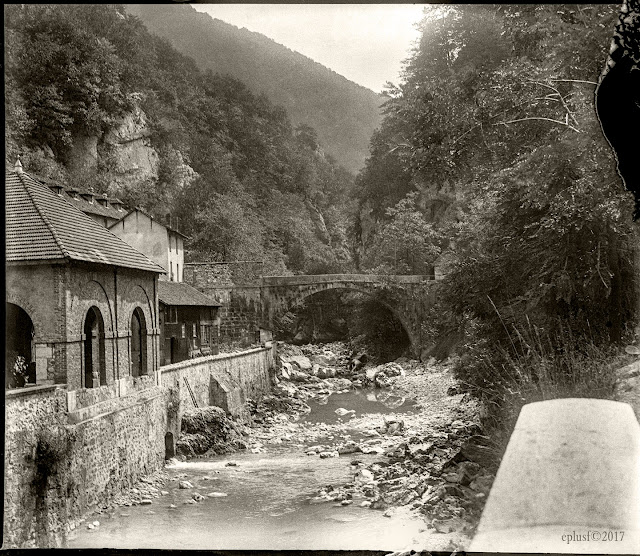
[96,193,109,207]
[110,198,124,211]
[14,158,23,174]
[80,190,95,204]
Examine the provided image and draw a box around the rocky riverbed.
[71,342,497,551]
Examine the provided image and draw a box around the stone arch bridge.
[184,265,439,358]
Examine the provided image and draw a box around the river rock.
[178,481,194,489]
[288,355,312,371]
[335,408,355,417]
[327,377,352,390]
[354,469,375,485]
[192,493,205,502]
[289,369,310,383]
[310,353,338,367]
[140,499,152,505]
[460,435,495,467]
[337,441,362,455]
[207,492,228,498]
[319,450,339,459]
[280,361,293,380]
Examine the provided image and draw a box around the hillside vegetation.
[5,4,356,274]
[351,5,639,438]
[126,3,383,174]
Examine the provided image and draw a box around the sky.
[191,4,426,93]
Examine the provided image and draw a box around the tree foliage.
[354,5,637,385]
[5,4,356,275]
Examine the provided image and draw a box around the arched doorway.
[131,307,147,377]
[83,306,106,388]
[5,302,35,387]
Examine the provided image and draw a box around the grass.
[454,318,625,460]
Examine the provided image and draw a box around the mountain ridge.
[126,4,383,173]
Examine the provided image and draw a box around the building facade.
[5,164,165,391]
[109,208,186,282]
[158,281,221,365]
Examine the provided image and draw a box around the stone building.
[109,207,186,282]
[108,207,223,360]
[5,162,165,390]
[158,281,222,364]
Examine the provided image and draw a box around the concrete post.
[469,398,640,554]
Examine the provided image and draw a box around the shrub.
[454,319,622,454]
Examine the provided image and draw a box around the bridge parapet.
[184,267,440,356]
[260,274,435,287]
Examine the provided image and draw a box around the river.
[67,387,464,551]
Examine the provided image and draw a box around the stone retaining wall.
[160,343,275,418]
[3,383,167,548]
[4,345,275,548]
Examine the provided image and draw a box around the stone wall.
[6,262,160,389]
[160,343,275,418]
[184,262,265,346]
[4,383,167,548]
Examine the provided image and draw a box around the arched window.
[83,306,106,388]
[131,307,148,377]
[6,302,35,388]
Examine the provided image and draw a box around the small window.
[200,325,208,345]
[166,306,178,324]
[181,324,186,339]
[192,323,197,337]
[170,262,174,282]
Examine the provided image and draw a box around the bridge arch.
[259,276,431,356]
[282,284,417,350]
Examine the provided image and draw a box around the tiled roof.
[29,172,125,221]
[64,192,124,220]
[158,281,222,307]
[6,170,166,273]
[113,208,189,239]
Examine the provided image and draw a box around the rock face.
[102,105,159,179]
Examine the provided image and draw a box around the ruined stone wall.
[3,383,167,548]
[160,344,275,418]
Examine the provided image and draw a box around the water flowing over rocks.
[242,341,496,548]
[74,341,494,551]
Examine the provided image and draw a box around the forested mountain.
[5,4,356,274]
[352,5,638,415]
[125,4,383,174]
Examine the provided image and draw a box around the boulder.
[335,408,356,417]
[354,468,376,486]
[337,441,362,455]
[310,353,338,367]
[178,481,194,489]
[460,435,495,467]
[288,355,312,371]
[319,451,340,459]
